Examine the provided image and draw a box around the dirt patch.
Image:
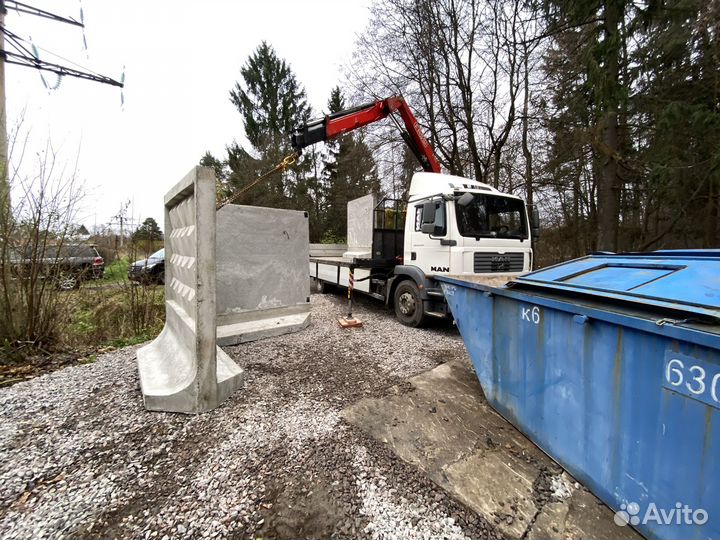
[427,347,464,366]
[255,437,362,539]
[0,346,113,389]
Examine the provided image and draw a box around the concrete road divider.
[137,167,312,413]
[216,204,311,345]
[137,167,243,413]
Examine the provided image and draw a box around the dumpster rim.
[437,275,720,350]
[517,253,720,316]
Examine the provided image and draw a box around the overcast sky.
[5,0,371,231]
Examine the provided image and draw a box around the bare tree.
[0,120,85,352]
[346,0,541,192]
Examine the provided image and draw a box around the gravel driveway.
[0,293,499,539]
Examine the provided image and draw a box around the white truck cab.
[405,172,534,277]
[309,172,539,327]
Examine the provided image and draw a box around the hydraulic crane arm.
[290,96,441,174]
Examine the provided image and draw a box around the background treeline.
[204,0,719,264]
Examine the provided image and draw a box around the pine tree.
[230,42,310,150]
[632,0,720,248]
[322,87,345,188]
[132,217,163,242]
[543,0,630,252]
[199,151,228,183]
[542,0,719,253]
[226,42,311,209]
[321,87,345,239]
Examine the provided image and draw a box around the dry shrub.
[0,131,85,357]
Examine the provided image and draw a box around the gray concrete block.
[215,204,311,346]
[216,312,310,346]
[137,166,243,414]
[344,194,375,258]
[309,243,347,257]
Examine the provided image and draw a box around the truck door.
[409,200,451,275]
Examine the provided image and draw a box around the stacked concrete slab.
[137,167,243,414]
[343,193,375,259]
[216,204,311,346]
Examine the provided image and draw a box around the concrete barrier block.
[344,194,376,259]
[137,167,243,414]
[309,243,347,257]
[216,204,311,346]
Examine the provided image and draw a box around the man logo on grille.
[490,255,510,272]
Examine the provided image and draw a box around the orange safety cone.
[338,267,363,328]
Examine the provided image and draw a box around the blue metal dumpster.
[437,251,720,540]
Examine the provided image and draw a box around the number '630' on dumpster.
[436,250,720,540]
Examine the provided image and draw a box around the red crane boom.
[290,96,441,174]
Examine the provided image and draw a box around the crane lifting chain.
[215,152,299,211]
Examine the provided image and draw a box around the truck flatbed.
[309,254,396,299]
[309,256,356,267]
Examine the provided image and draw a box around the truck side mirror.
[421,222,435,234]
[422,202,436,224]
[529,205,540,238]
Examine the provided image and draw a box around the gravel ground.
[0,293,499,540]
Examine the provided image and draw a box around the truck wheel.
[393,280,427,328]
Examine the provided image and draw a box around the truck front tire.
[393,280,427,328]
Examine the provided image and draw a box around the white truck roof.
[408,172,522,200]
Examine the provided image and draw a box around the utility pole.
[0,0,8,212]
[115,200,130,248]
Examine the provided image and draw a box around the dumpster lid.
[515,250,720,322]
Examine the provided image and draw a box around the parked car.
[128,248,165,284]
[11,243,105,290]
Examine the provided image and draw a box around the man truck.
[291,96,540,327]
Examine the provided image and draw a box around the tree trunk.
[573,157,583,256]
[521,49,533,208]
[596,0,622,252]
[705,179,718,246]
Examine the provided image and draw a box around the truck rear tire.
[393,280,427,328]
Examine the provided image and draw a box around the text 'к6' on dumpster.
[437,250,720,540]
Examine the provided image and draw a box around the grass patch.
[62,284,164,348]
[102,257,130,284]
[107,334,154,348]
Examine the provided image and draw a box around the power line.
[28,40,101,77]
[1,27,120,86]
[2,49,122,86]
[4,1,83,27]
[0,1,123,88]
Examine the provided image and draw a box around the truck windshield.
[455,193,527,239]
